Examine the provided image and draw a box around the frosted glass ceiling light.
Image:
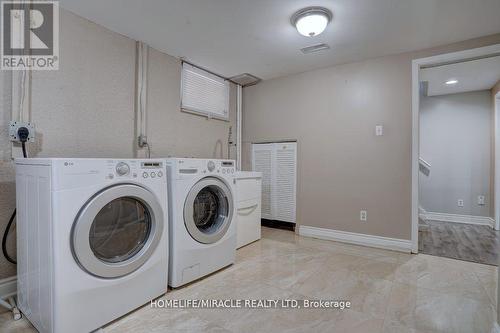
[445,79,458,85]
[292,7,332,37]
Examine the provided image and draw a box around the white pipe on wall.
[10,70,31,159]
[11,1,31,123]
[236,84,242,170]
[11,71,30,122]
[135,41,149,157]
[10,2,31,159]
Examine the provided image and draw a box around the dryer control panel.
[140,161,164,179]
[104,160,164,180]
[204,160,235,175]
[220,160,235,175]
[52,159,166,191]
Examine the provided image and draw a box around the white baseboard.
[418,213,428,222]
[0,276,17,299]
[423,212,495,228]
[298,226,412,253]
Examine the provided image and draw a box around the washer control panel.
[174,158,236,177]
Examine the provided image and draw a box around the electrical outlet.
[457,199,464,207]
[360,210,367,221]
[138,135,148,148]
[478,195,485,206]
[375,125,383,136]
[9,121,35,142]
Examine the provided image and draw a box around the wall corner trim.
[298,226,412,253]
[0,276,17,300]
[423,212,495,228]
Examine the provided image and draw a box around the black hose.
[2,210,17,264]
[21,142,27,159]
[1,141,28,265]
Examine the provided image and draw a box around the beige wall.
[492,79,500,326]
[420,91,492,217]
[490,80,500,219]
[0,67,14,281]
[0,10,236,279]
[145,48,237,159]
[242,34,500,240]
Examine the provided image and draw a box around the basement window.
[181,62,230,120]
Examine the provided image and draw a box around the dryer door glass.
[89,197,151,263]
[72,184,164,278]
[184,177,234,244]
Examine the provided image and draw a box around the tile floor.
[419,220,499,266]
[1,227,498,333]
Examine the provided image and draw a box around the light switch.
[375,125,383,136]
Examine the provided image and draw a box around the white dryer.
[166,158,236,287]
[15,158,168,333]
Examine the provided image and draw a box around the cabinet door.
[236,197,262,248]
[273,143,297,223]
[252,144,274,219]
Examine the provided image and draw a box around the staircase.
[418,158,431,231]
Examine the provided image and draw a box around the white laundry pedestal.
[234,171,262,248]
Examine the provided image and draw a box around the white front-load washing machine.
[166,158,237,287]
[15,158,168,333]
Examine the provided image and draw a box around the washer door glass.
[72,184,164,278]
[184,177,234,244]
[89,197,151,263]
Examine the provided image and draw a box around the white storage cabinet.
[251,142,297,224]
[234,172,262,248]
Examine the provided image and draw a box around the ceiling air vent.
[229,73,262,87]
[300,43,330,54]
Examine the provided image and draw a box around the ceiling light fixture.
[291,7,332,37]
[445,79,458,85]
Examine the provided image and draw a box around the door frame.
[411,44,500,253]
[495,91,500,231]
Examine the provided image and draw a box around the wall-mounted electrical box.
[9,121,35,143]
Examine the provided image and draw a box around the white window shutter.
[274,143,297,223]
[252,142,297,224]
[252,144,274,219]
[181,63,230,120]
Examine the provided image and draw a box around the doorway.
[495,91,500,231]
[411,44,500,265]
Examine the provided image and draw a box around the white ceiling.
[60,0,500,80]
[420,56,500,96]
